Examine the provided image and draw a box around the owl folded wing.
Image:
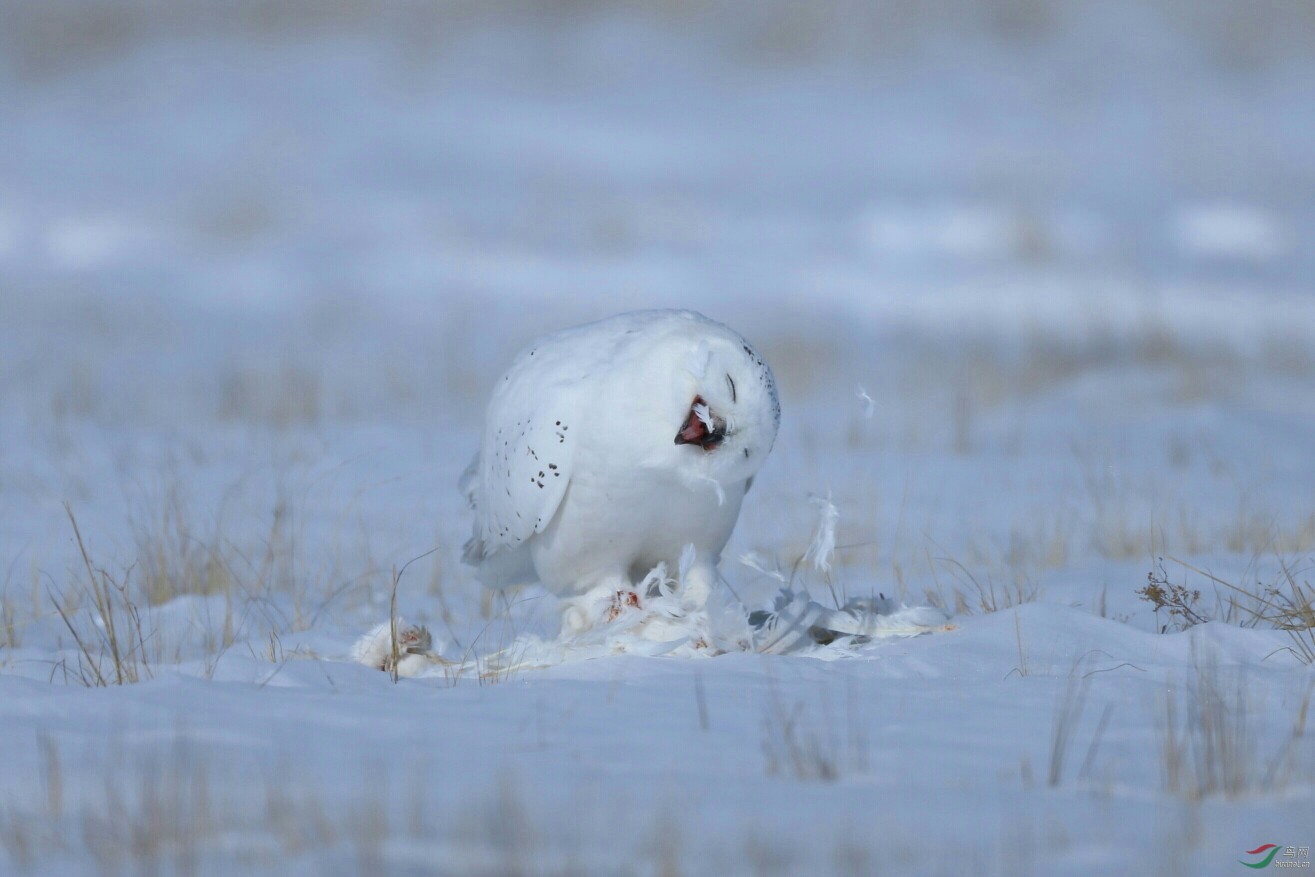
[461,364,580,562]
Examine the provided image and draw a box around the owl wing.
[461,349,583,567]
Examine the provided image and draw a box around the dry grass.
[1046,674,1114,787]
[0,740,404,874]
[0,557,19,651]
[1158,648,1313,800]
[1137,555,1315,662]
[48,504,155,686]
[932,551,1042,616]
[821,325,1315,616]
[10,456,532,690]
[138,466,412,630]
[1042,649,1314,801]
[33,471,423,685]
[0,743,637,877]
[761,683,868,782]
[1077,439,1315,564]
[218,365,323,429]
[134,482,238,607]
[46,501,238,686]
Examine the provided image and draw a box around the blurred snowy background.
[2,2,1314,874]
[4,0,1313,613]
[4,0,1313,522]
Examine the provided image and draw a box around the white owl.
[460,309,780,627]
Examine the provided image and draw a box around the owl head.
[671,333,780,486]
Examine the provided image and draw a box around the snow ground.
[2,3,1314,874]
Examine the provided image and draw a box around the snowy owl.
[460,309,780,626]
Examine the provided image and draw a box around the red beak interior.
[675,396,723,449]
[678,409,708,444]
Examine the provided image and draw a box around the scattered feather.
[353,531,953,678]
[750,587,952,654]
[803,494,839,574]
[856,385,875,418]
[678,543,696,582]
[692,401,716,431]
[738,551,787,583]
[690,471,727,506]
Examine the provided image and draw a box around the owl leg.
[679,562,718,609]
[561,575,640,633]
[604,588,643,623]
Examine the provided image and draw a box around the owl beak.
[675,396,726,450]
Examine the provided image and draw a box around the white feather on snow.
[351,501,949,677]
[352,548,948,677]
